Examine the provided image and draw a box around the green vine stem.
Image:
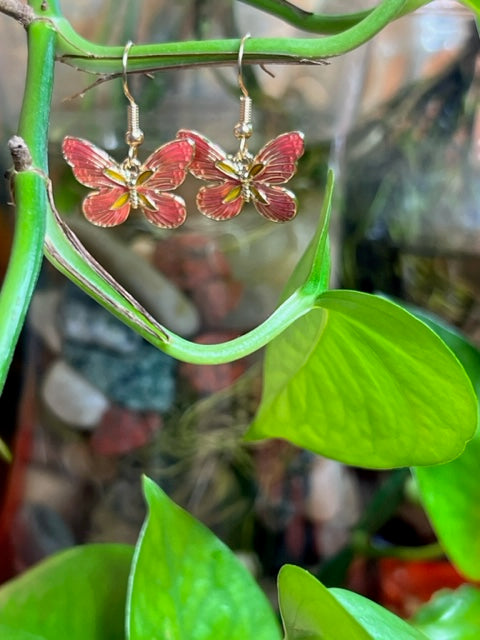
[45,169,332,364]
[239,0,431,35]
[0,20,56,394]
[45,0,409,73]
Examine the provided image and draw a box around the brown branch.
[0,0,36,28]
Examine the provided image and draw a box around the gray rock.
[42,359,109,428]
[64,339,176,413]
[60,284,142,355]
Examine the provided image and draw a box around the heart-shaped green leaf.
[411,310,480,579]
[247,291,476,468]
[410,585,480,639]
[331,588,428,639]
[0,544,133,640]
[278,565,372,639]
[126,476,280,640]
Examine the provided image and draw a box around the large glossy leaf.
[0,626,46,640]
[412,311,480,579]
[247,291,477,468]
[0,544,133,640]
[278,565,372,639]
[126,476,281,640]
[410,585,480,639]
[331,588,428,639]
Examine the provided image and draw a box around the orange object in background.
[379,557,473,618]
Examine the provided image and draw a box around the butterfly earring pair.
[63,36,304,228]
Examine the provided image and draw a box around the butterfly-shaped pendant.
[62,136,194,228]
[177,129,304,222]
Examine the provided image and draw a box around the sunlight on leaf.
[410,585,480,639]
[126,476,281,640]
[0,545,133,640]
[411,309,480,579]
[247,291,477,468]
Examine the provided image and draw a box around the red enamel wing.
[177,129,304,222]
[62,136,194,228]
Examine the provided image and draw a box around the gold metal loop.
[122,40,136,105]
[237,33,251,98]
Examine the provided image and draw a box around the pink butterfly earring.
[177,34,304,223]
[62,41,194,228]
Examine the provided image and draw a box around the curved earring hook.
[237,33,251,98]
[122,40,136,106]
[122,40,144,157]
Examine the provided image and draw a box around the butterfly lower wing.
[62,136,124,189]
[177,129,229,181]
[139,191,187,228]
[83,187,131,227]
[197,182,244,220]
[253,184,298,222]
[142,139,194,190]
[254,132,304,185]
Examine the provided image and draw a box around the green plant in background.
[0,0,480,638]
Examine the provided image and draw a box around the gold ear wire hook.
[122,40,135,105]
[122,40,144,156]
[234,33,253,153]
[237,33,250,98]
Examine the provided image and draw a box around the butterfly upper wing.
[83,187,131,227]
[62,136,124,189]
[177,129,229,182]
[141,138,194,191]
[252,184,298,222]
[253,131,304,185]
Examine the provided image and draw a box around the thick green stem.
[0,21,55,393]
[47,0,407,74]
[159,290,314,363]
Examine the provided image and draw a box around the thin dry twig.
[0,0,36,27]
